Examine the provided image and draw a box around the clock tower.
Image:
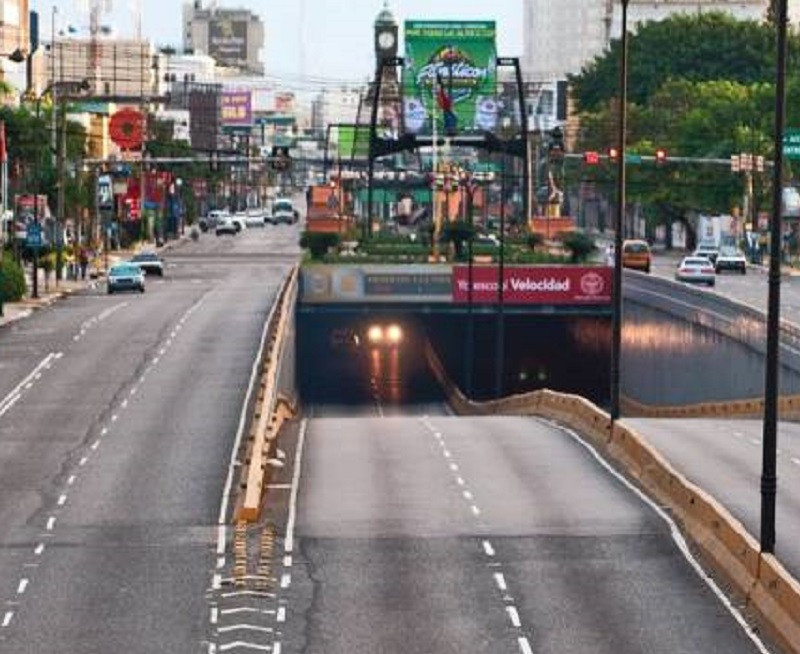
[369,2,400,131]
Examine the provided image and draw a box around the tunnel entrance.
[297,307,611,412]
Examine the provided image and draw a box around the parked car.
[200,209,230,232]
[621,239,651,273]
[675,256,716,286]
[130,251,164,276]
[693,242,720,265]
[715,246,747,274]
[215,216,238,236]
[107,263,145,294]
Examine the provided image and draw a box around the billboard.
[402,21,498,135]
[338,125,371,159]
[208,17,248,65]
[452,266,612,305]
[221,90,253,127]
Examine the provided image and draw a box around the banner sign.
[402,21,498,135]
[452,266,612,305]
[338,125,371,159]
[301,265,451,303]
[221,90,253,127]
[209,18,248,65]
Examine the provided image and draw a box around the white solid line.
[267,483,292,490]
[24,383,33,390]
[494,572,507,591]
[54,352,63,360]
[220,608,275,616]
[277,606,286,623]
[217,294,278,555]
[449,463,459,472]
[285,419,308,555]
[91,440,101,450]
[471,505,481,516]
[219,643,272,652]
[518,636,534,654]
[280,573,291,588]
[57,494,67,506]
[0,353,55,414]
[16,579,28,595]
[34,543,44,556]
[0,394,20,417]
[67,475,76,486]
[456,476,466,486]
[506,606,521,628]
[274,642,282,654]
[210,607,219,624]
[79,456,88,466]
[46,516,56,531]
[482,540,495,557]
[2,611,13,628]
[463,490,473,501]
[217,625,274,634]
[549,419,773,654]
[220,590,275,599]
[283,556,292,568]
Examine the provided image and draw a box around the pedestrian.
[79,247,89,280]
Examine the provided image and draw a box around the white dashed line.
[217,625,274,634]
[16,579,28,595]
[152,357,160,365]
[57,494,67,506]
[79,456,88,466]
[277,606,286,623]
[443,450,452,458]
[34,543,45,556]
[130,387,138,396]
[506,605,521,628]
[449,463,459,472]
[456,476,466,486]
[471,505,481,516]
[280,573,291,589]
[46,517,56,531]
[159,348,166,356]
[283,556,292,568]
[24,383,33,390]
[121,399,128,409]
[101,427,108,436]
[482,540,495,557]
[91,440,101,451]
[73,335,80,341]
[273,643,282,654]
[2,611,13,627]
[212,574,221,590]
[210,607,218,624]
[111,414,118,423]
[494,572,508,591]
[67,475,76,486]
[463,490,474,501]
[518,636,534,654]
[217,557,226,569]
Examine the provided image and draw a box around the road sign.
[625,154,642,165]
[26,222,42,249]
[783,129,800,159]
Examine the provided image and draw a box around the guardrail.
[237,266,299,522]
[425,341,800,653]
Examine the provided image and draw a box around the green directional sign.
[625,153,642,165]
[783,129,800,159]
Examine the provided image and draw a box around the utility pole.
[56,99,66,283]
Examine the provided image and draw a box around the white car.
[215,216,238,236]
[715,247,747,274]
[675,256,716,286]
[244,210,266,227]
[693,243,719,265]
[271,198,298,225]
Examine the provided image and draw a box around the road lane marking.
[750,438,761,446]
[79,456,88,466]
[277,606,286,622]
[0,353,56,415]
[283,556,292,567]
[91,440,101,450]
[449,463,459,472]
[219,643,272,652]
[121,399,128,409]
[111,414,118,423]
[285,420,308,555]
[470,505,481,516]
[550,419,772,654]
[280,574,291,589]
[101,427,108,436]
[67,475,76,486]
[494,572,508,591]
[506,606,521,628]
[482,541,495,557]
[456,476,466,486]
[463,490,474,501]
[46,517,56,531]
[210,607,218,625]
[34,544,44,556]
[2,611,13,627]
[218,625,274,634]
[274,643,282,654]
[518,636,534,654]
[443,450,452,458]
[220,608,275,616]
[0,394,20,417]
[16,580,28,595]
[791,457,800,466]
[220,590,275,599]
[212,574,221,590]
[57,494,67,506]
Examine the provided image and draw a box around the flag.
[435,72,458,136]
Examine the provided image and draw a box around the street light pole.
[610,0,629,422]
[761,0,789,555]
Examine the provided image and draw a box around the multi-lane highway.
[0,224,298,652]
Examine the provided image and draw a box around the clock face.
[378,31,395,50]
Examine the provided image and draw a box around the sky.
[32,0,523,89]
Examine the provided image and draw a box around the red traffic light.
[655,148,667,164]
[583,151,600,165]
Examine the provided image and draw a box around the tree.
[560,231,596,263]
[570,13,787,113]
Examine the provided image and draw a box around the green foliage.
[570,13,783,113]
[442,220,476,260]
[0,252,26,302]
[526,232,545,251]
[299,231,341,259]
[560,232,596,263]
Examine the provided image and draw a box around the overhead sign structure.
[221,90,253,128]
[402,21,498,136]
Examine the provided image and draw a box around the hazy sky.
[33,0,523,88]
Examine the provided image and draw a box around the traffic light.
[655,148,667,165]
[608,147,619,163]
[583,151,600,165]
[548,127,565,159]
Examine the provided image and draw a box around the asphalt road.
[0,223,298,652]
[252,415,771,654]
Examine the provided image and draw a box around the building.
[311,87,365,136]
[182,1,264,76]
[0,0,30,87]
[524,0,794,82]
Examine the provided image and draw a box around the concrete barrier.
[237,266,299,522]
[426,341,800,652]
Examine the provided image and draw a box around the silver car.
[675,256,716,287]
[107,263,145,294]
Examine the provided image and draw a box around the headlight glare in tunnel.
[386,324,403,344]
[367,325,384,344]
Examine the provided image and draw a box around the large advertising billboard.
[402,21,498,135]
[338,125,371,159]
[221,90,253,127]
[209,18,248,65]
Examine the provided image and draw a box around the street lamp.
[761,0,789,555]
[610,0,630,422]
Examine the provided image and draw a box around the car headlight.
[386,324,403,344]
[367,325,384,344]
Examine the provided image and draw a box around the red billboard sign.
[452,266,612,304]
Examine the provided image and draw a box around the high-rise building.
[524,0,792,82]
[182,1,264,76]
